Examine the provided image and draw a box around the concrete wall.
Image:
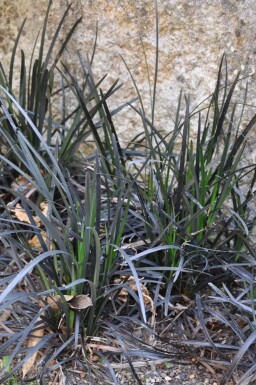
[1,0,256,147]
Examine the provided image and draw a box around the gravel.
[114,362,229,385]
[62,360,234,385]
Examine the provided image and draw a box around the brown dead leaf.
[10,203,41,227]
[28,232,46,248]
[40,201,49,217]
[67,294,93,310]
[86,343,123,353]
[120,239,150,250]
[38,295,73,311]
[11,175,33,192]
[114,276,155,315]
[0,321,14,334]
[22,318,45,378]
[57,367,66,385]
[28,231,52,250]
[0,309,11,322]
[39,295,93,311]
[0,309,14,334]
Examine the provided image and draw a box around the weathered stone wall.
[1,0,256,146]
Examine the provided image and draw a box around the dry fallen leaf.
[58,367,67,385]
[40,201,49,217]
[26,294,93,376]
[28,232,51,249]
[39,294,93,311]
[11,175,33,192]
[114,275,155,315]
[86,343,122,353]
[0,309,11,322]
[67,294,93,310]
[28,235,41,248]
[38,295,73,311]
[10,203,41,227]
[22,318,45,378]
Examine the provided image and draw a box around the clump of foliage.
[0,2,256,385]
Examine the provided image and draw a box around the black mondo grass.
[1,1,256,384]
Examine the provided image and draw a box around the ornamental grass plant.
[0,2,256,385]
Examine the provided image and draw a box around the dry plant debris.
[115,275,155,316]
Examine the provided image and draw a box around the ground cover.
[0,2,256,384]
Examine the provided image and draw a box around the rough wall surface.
[1,0,256,146]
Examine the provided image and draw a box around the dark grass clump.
[0,2,256,384]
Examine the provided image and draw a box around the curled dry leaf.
[22,318,45,378]
[115,275,155,315]
[39,295,93,311]
[67,294,93,310]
